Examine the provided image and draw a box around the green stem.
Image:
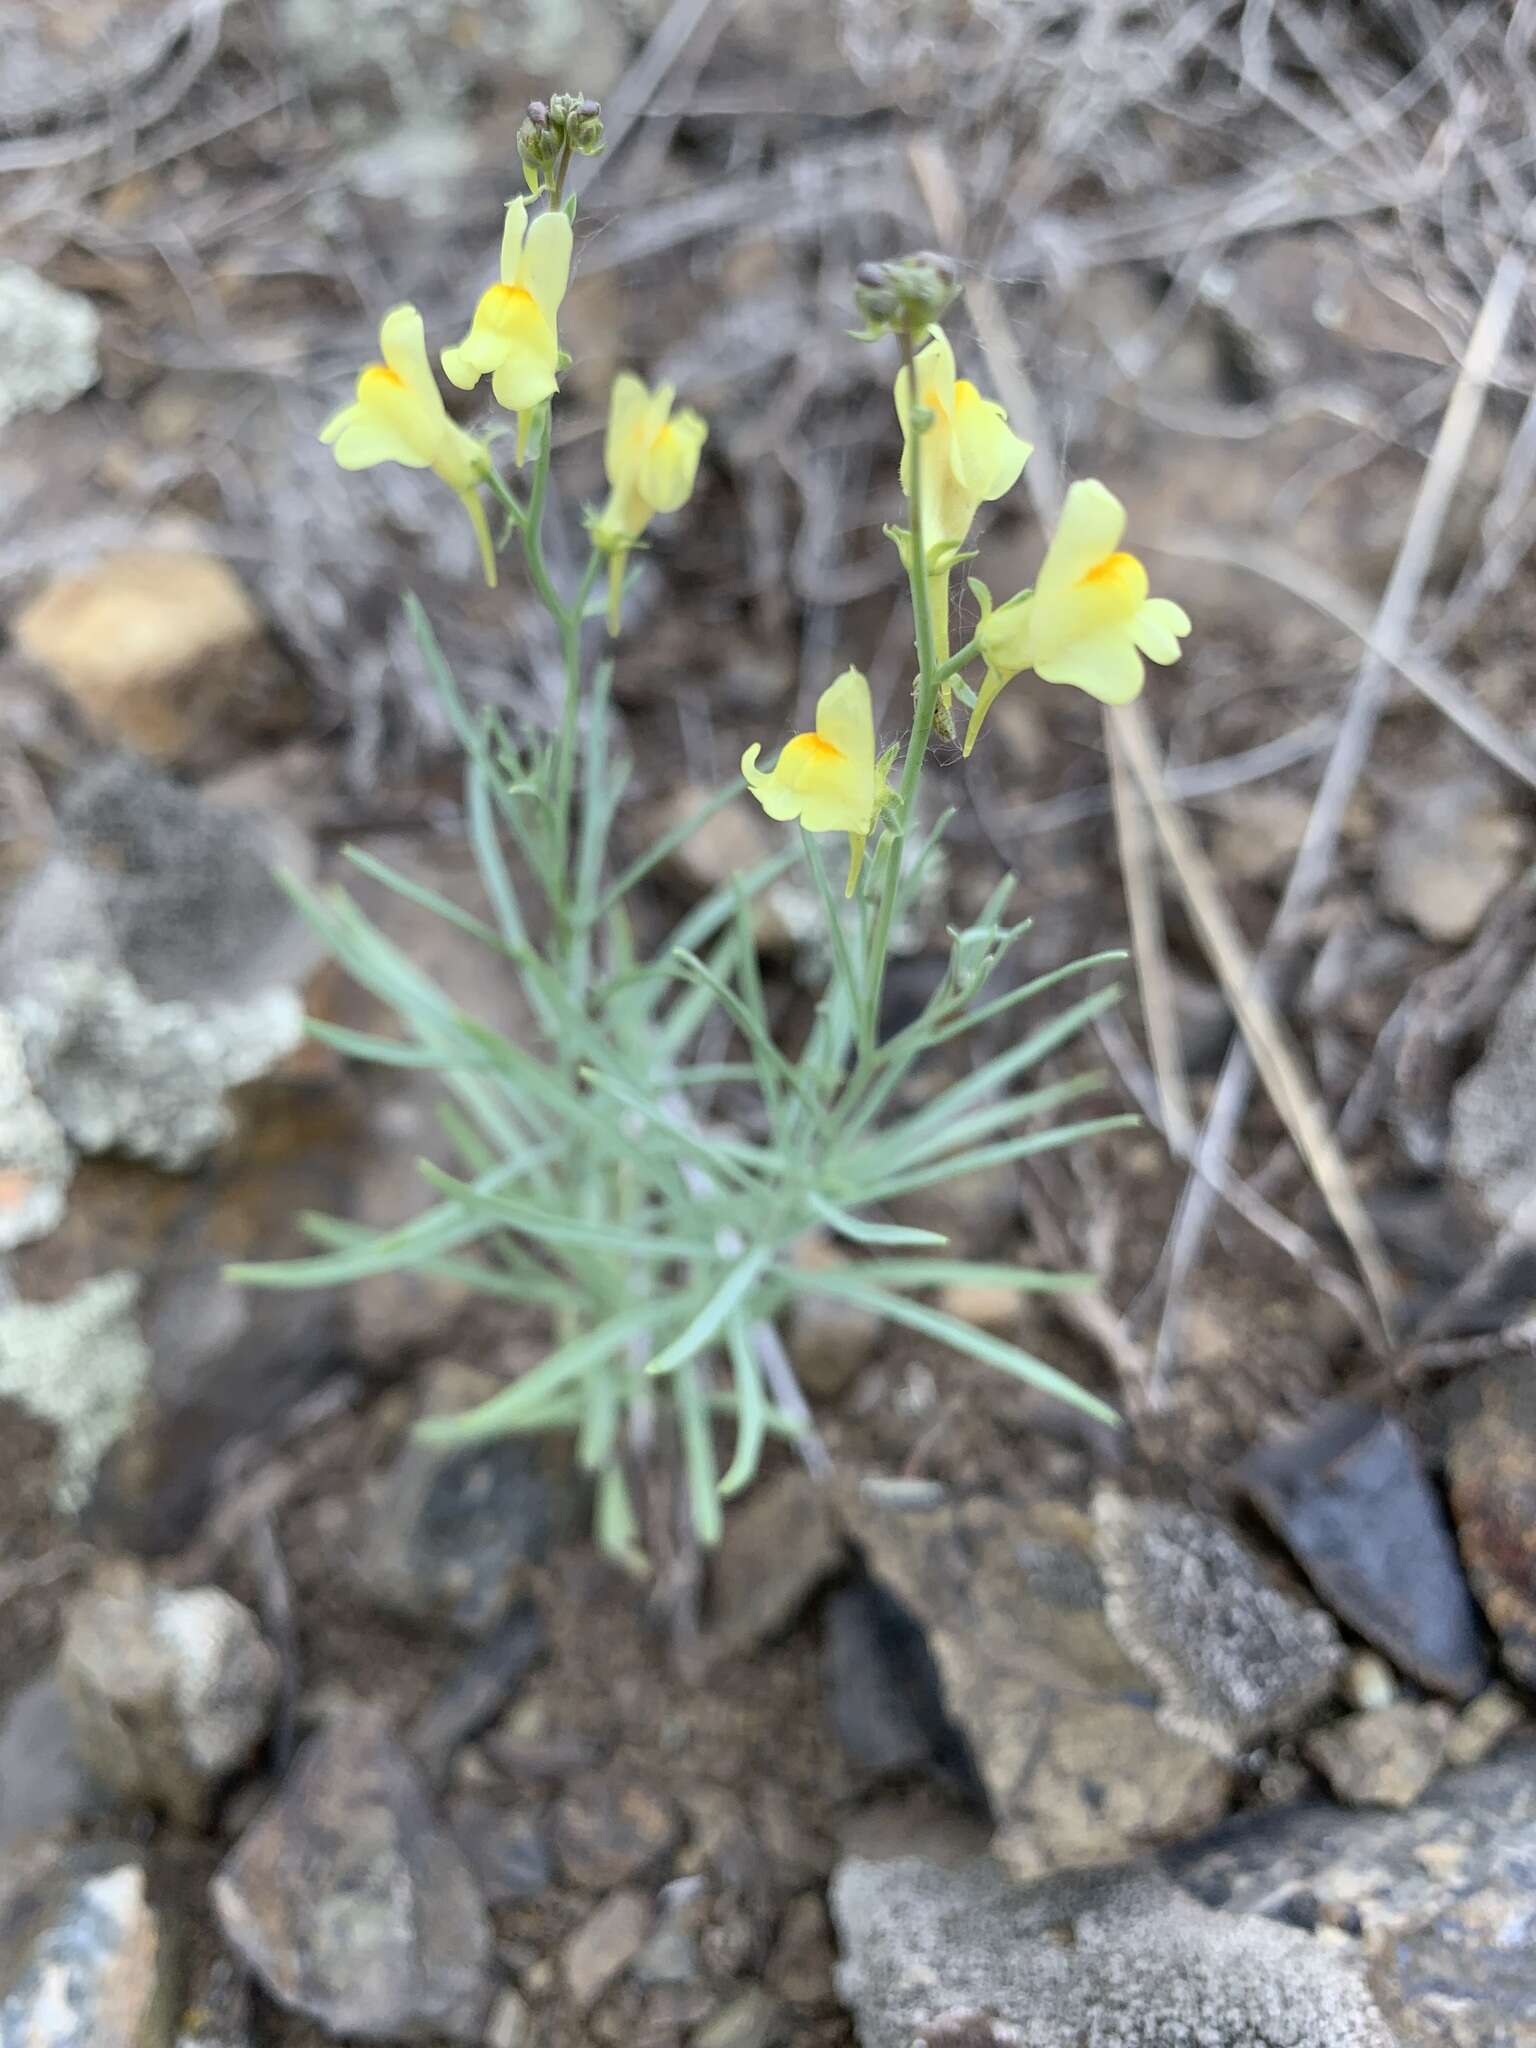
[554,550,603,885]
[857,326,944,1058]
[937,634,981,685]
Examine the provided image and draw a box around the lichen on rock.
[0,1271,153,1511]
[0,1009,73,1250]
[0,262,99,430]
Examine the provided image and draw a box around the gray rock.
[1446,1684,1527,1768]
[831,1853,1395,2048]
[0,1678,105,1854]
[1241,1402,1489,1700]
[356,1362,554,1638]
[560,1888,649,2009]
[57,1562,280,1827]
[446,1799,552,1904]
[1093,1488,1344,1754]
[840,1486,1233,1877]
[0,1272,153,1511]
[406,1600,545,1784]
[1451,957,1536,1231]
[0,263,99,431]
[1377,777,1524,944]
[484,1988,531,2048]
[1,755,313,1008]
[1304,1702,1452,1809]
[0,1010,73,1250]
[0,1837,176,2048]
[11,965,303,1173]
[1173,1744,1536,2046]
[694,1987,790,2048]
[212,1707,493,2042]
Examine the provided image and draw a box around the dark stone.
[1239,1401,1488,1700]
[0,1677,106,1853]
[1445,1358,1536,1689]
[1170,1743,1536,2046]
[550,1767,683,1890]
[407,1600,545,1784]
[822,1575,981,1795]
[212,1706,492,2042]
[355,1363,554,1639]
[447,1800,552,1904]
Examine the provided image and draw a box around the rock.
[633,1878,704,1987]
[561,1888,649,2009]
[551,1767,683,1890]
[0,1678,105,1853]
[1,754,314,1009]
[1343,1652,1399,1711]
[355,1362,555,1638]
[12,551,276,765]
[694,1987,789,2048]
[0,1837,177,2048]
[1241,1402,1488,1700]
[1172,1743,1536,2046]
[822,1575,981,1791]
[840,1486,1233,1877]
[0,1009,73,1250]
[212,1707,493,2042]
[831,1852,1394,2048]
[1446,1683,1526,1768]
[787,1243,884,1397]
[56,1562,279,1827]
[705,1470,845,1660]
[0,262,99,430]
[174,1952,252,2048]
[767,1891,835,2007]
[1093,1488,1344,1754]
[886,1166,1014,1258]
[1377,777,1524,944]
[0,1271,153,1511]
[11,964,303,1172]
[485,1988,532,2048]
[1450,958,1536,1231]
[1305,1701,1452,1809]
[1446,1358,1536,1688]
[447,1799,552,1903]
[406,1599,545,1783]
[935,1282,1020,1337]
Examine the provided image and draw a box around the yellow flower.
[320,304,496,587]
[964,480,1190,754]
[441,197,574,457]
[895,327,1030,665]
[590,372,707,630]
[742,667,878,895]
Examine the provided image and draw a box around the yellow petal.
[637,411,706,513]
[518,207,573,322]
[963,662,1012,757]
[1034,625,1145,704]
[976,592,1034,677]
[378,305,443,416]
[321,402,430,471]
[949,381,1030,504]
[604,371,651,490]
[1130,597,1191,665]
[815,666,875,801]
[1036,480,1127,601]
[741,667,877,837]
[499,197,530,284]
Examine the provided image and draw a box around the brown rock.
[551,1768,683,1890]
[561,1888,649,2008]
[1305,1702,1452,1809]
[1446,1684,1526,1769]
[1377,777,1525,944]
[767,1890,835,2007]
[212,1707,493,2042]
[13,550,287,765]
[787,1238,883,1397]
[840,1487,1234,1878]
[706,1469,846,1660]
[1446,1358,1536,1687]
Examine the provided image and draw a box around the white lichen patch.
[12,965,303,1173]
[0,1272,153,1511]
[0,263,100,431]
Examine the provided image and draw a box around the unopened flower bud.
[566,97,605,155]
[851,251,960,341]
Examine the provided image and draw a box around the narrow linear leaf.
[719,1316,767,1497]
[415,1299,674,1445]
[807,1194,947,1248]
[674,1359,724,1546]
[865,1113,1141,1201]
[646,1247,774,1378]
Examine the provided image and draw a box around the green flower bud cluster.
[518,92,605,194]
[852,251,959,342]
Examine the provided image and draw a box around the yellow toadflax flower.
[895,327,1031,669]
[441,197,574,459]
[320,303,496,587]
[590,371,707,631]
[965,480,1190,753]
[742,667,879,895]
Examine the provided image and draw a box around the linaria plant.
[233,102,1191,1570]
